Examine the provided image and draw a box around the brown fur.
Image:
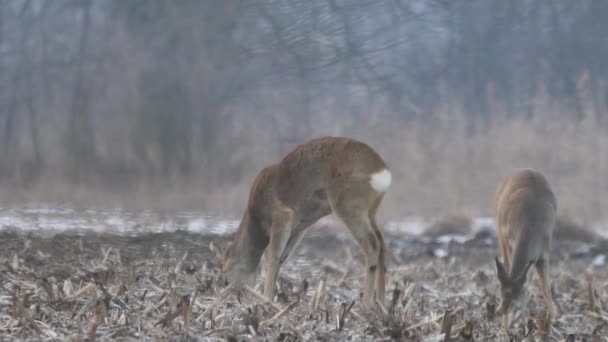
[494,169,557,329]
[221,136,391,307]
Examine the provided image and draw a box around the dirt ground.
[0,222,607,341]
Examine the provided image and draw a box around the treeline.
[0,0,607,190]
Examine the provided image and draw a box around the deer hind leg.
[263,206,294,300]
[329,184,380,307]
[369,194,386,304]
[278,229,306,266]
[535,257,557,322]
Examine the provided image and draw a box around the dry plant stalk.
[311,278,326,313]
[440,309,453,341]
[74,298,95,320]
[10,253,19,272]
[588,274,601,313]
[42,278,56,302]
[243,285,281,311]
[537,313,550,335]
[524,317,535,337]
[91,267,115,286]
[12,286,42,335]
[297,279,309,302]
[336,301,355,331]
[486,300,496,321]
[388,283,401,316]
[127,262,136,284]
[586,310,608,324]
[401,281,416,322]
[459,320,474,340]
[87,298,109,339]
[376,298,389,318]
[11,285,21,318]
[169,287,179,313]
[73,283,96,298]
[155,304,179,327]
[168,271,177,289]
[63,279,74,297]
[196,284,235,322]
[117,283,128,297]
[181,294,191,332]
[260,299,300,328]
[407,307,465,333]
[101,247,112,264]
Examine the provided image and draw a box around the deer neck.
[509,230,537,279]
[228,210,269,272]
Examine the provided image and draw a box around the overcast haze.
[1,0,607,222]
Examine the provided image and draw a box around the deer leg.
[338,213,378,307]
[369,195,386,304]
[263,206,294,300]
[330,200,378,307]
[535,258,557,322]
[369,219,386,303]
[498,228,512,272]
[278,230,306,266]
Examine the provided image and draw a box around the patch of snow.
[0,206,240,235]
[208,219,240,234]
[1,205,603,245]
[433,248,448,258]
[593,254,605,266]
[435,234,470,244]
[21,206,75,215]
[187,218,207,232]
[106,216,126,227]
[472,217,495,233]
[385,217,428,235]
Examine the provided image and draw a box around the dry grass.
[1,219,608,341]
[3,110,608,228]
[359,113,608,223]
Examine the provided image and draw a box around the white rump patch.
[370,169,392,192]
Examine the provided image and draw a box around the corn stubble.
[0,225,606,340]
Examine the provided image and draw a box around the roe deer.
[494,169,557,329]
[221,136,392,307]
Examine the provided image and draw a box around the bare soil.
[0,223,607,341]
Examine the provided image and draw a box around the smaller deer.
[221,136,391,307]
[493,169,557,329]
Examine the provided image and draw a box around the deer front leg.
[263,206,294,300]
[535,258,557,322]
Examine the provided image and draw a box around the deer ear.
[495,257,509,283]
[514,260,535,285]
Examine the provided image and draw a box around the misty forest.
[1,1,608,340]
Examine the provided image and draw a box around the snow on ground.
[0,204,500,240]
[0,205,240,234]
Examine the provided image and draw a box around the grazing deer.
[221,136,392,307]
[493,169,557,329]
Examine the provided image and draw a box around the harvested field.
[1,211,608,341]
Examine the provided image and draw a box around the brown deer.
[493,169,557,329]
[221,136,392,307]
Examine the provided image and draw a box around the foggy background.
[1,0,607,222]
